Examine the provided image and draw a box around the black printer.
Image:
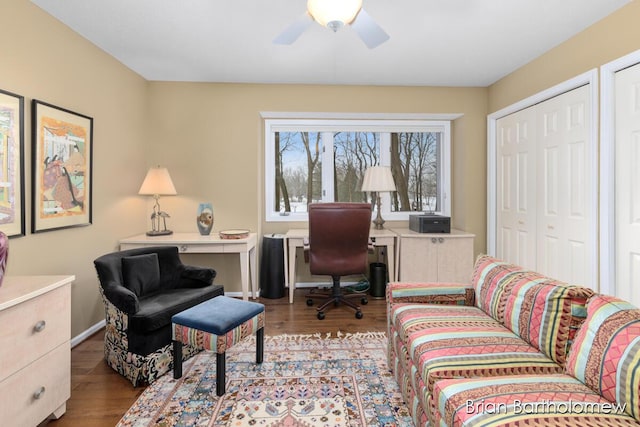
[409,214,451,233]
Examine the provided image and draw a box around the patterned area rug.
[118,332,413,427]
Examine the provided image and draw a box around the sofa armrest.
[387,282,475,306]
[102,281,140,314]
[179,265,217,288]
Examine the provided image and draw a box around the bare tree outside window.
[275,131,322,213]
[334,132,379,202]
[272,127,444,217]
[390,132,441,213]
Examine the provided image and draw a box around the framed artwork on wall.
[0,89,25,237]
[32,100,93,233]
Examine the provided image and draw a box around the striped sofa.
[388,255,640,426]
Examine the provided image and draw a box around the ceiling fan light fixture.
[307,0,362,31]
[326,20,344,32]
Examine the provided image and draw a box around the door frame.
[600,49,640,296]
[486,69,599,285]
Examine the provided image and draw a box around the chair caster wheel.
[317,311,325,320]
[355,311,363,319]
[361,297,368,305]
[306,299,314,306]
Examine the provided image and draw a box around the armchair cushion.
[129,285,223,334]
[180,265,217,288]
[122,253,161,296]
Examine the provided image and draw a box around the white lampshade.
[138,167,177,196]
[307,0,362,30]
[361,166,396,192]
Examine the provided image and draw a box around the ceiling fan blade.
[273,12,314,45]
[350,8,390,49]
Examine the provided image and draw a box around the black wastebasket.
[369,262,387,299]
[259,234,285,299]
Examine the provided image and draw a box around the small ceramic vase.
[196,203,214,236]
[0,231,8,287]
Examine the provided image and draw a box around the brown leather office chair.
[305,202,372,320]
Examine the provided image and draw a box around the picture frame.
[32,100,93,233]
[0,89,25,237]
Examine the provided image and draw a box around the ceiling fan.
[273,0,390,49]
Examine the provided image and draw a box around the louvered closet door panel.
[536,85,592,288]
[615,62,640,305]
[496,107,537,270]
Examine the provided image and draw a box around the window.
[264,116,451,222]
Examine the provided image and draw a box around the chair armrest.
[303,237,310,263]
[179,265,217,288]
[102,281,139,314]
[387,282,475,306]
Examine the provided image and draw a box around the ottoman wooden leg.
[173,340,183,379]
[216,352,226,396]
[256,327,264,364]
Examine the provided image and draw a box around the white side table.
[119,232,258,300]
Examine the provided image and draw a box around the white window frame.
[263,113,457,223]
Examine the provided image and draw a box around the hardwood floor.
[45,289,387,426]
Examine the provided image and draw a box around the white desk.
[283,228,397,304]
[119,232,258,300]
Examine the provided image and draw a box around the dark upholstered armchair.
[305,202,372,320]
[94,246,224,386]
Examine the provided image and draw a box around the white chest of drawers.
[0,275,75,426]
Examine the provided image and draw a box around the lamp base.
[372,218,385,230]
[146,229,173,236]
[372,194,386,230]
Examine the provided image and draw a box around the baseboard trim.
[293,281,360,288]
[70,290,274,348]
[71,319,106,348]
[224,291,245,298]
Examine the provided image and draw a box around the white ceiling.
[31,0,630,87]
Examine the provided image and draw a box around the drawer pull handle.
[180,245,188,252]
[438,237,445,243]
[431,238,437,243]
[33,386,46,400]
[34,320,46,333]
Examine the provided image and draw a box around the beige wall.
[147,83,489,286]
[12,0,636,339]
[4,0,489,338]
[2,0,149,337]
[489,1,640,112]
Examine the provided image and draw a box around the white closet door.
[536,85,593,287]
[615,63,640,305]
[496,107,537,270]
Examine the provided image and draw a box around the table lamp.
[138,166,177,236]
[361,166,396,229]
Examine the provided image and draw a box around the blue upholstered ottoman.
[171,295,265,395]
